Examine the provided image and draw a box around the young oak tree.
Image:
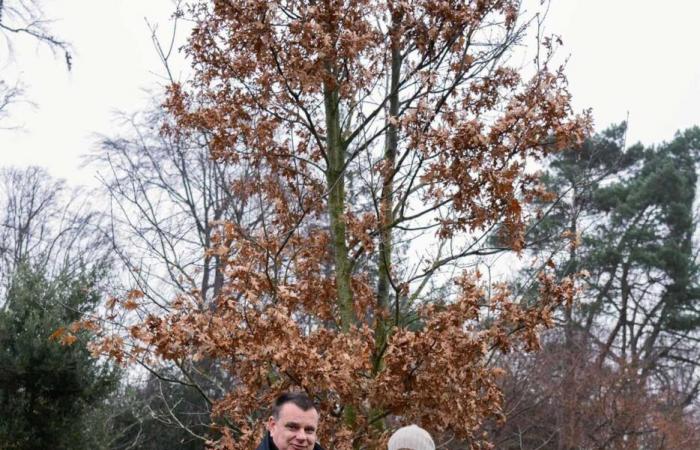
[96,1,590,448]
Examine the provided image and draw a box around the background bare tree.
[0,166,111,303]
[86,101,265,445]
[0,0,71,129]
[0,80,22,128]
[90,102,262,309]
[0,0,71,66]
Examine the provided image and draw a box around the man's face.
[268,402,319,450]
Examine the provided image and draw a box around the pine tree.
[0,263,119,450]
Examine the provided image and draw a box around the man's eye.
[286,424,299,430]
[305,428,316,434]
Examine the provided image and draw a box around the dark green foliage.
[529,123,641,261]
[584,127,700,333]
[493,125,700,449]
[0,264,119,450]
[528,124,700,336]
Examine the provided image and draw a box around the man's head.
[267,392,319,450]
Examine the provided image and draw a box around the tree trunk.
[374,27,402,372]
[323,66,355,331]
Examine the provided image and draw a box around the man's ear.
[267,415,276,432]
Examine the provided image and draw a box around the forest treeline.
[3,123,699,449]
[2,1,699,449]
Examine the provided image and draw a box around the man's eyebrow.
[284,421,316,430]
[284,421,308,428]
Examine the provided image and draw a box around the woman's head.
[388,424,435,450]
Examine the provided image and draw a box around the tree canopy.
[93,1,590,448]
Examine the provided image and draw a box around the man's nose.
[295,430,307,441]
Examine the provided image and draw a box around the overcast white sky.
[1,0,699,186]
[0,0,184,185]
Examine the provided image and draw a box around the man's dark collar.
[265,432,279,450]
[260,431,324,450]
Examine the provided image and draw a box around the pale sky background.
[1,0,699,186]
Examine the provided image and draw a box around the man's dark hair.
[271,392,318,419]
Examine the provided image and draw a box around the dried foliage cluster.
[92,1,590,448]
